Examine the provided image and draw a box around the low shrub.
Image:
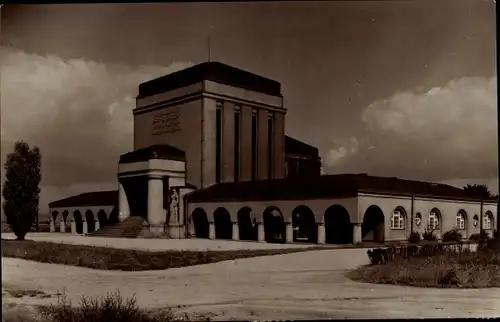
[37,291,208,322]
[352,242,500,288]
[422,229,437,241]
[408,231,421,243]
[470,230,491,242]
[442,229,462,242]
[367,248,386,265]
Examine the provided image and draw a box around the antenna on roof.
[207,24,214,63]
[208,35,211,62]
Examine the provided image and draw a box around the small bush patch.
[408,231,421,243]
[38,291,214,322]
[350,241,500,288]
[442,229,462,242]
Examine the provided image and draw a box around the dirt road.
[3,247,500,320]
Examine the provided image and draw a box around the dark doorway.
[292,206,317,243]
[362,205,385,242]
[97,210,108,229]
[85,210,95,233]
[62,211,70,231]
[324,205,353,244]
[214,208,232,239]
[122,177,148,219]
[52,211,59,224]
[192,208,209,238]
[108,207,119,224]
[73,210,83,234]
[263,207,285,243]
[238,207,256,240]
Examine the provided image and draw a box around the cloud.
[0,48,192,213]
[323,76,498,189]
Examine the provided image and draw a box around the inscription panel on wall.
[152,107,180,135]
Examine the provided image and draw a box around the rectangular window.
[267,114,274,180]
[215,103,222,183]
[251,110,258,181]
[234,108,241,182]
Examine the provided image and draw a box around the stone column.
[49,219,55,232]
[256,109,269,180]
[257,222,265,242]
[118,182,130,222]
[232,222,240,241]
[317,222,326,244]
[353,223,362,244]
[285,222,294,244]
[71,221,76,234]
[95,220,100,231]
[148,175,165,235]
[222,101,235,183]
[60,220,65,233]
[209,222,216,240]
[240,106,253,181]
[82,221,88,234]
[273,112,286,179]
[188,218,196,237]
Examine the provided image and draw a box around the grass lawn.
[1,238,322,271]
[347,243,500,288]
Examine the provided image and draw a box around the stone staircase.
[88,216,145,238]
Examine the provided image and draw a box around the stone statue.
[170,188,179,224]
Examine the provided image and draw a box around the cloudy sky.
[0,1,497,215]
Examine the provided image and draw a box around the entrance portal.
[85,210,95,233]
[324,205,353,244]
[214,208,232,239]
[73,210,83,234]
[362,205,385,242]
[292,206,317,243]
[238,207,256,240]
[122,177,148,219]
[192,208,209,238]
[263,207,285,243]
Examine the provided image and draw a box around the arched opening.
[51,211,59,223]
[192,208,209,238]
[62,211,70,231]
[108,207,119,224]
[429,208,441,231]
[292,205,317,243]
[391,206,407,230]
[237,207,256,241]
[324,205,352,244]
[97,210,107,229]
[456,210,467,231]
[484,211,494,230]
[213,207,232,239]
[85,210,95,233]
[362,205,385,242]
[73,210,83,234]
[123,177,148,219]
[263,206,285,243]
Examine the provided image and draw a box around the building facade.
[48,62,498,244]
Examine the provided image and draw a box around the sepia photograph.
[1,0,498,321]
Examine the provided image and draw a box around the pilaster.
[232,222,240,241]
[317,222,325,244]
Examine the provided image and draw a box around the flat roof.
[119,145,186,164]
[285,136,319,157]
[138,62,282,98]
[49,190,118,209]
[186,174,496,203]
